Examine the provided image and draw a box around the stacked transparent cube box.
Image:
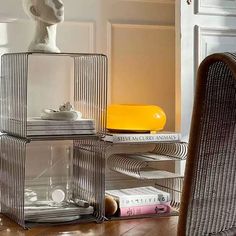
[0,52,184,227]
[0,53,107,228]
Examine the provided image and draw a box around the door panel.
[197,0,236,15]
[196,27,236,65]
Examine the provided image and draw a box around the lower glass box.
[0,135,104,228]
[77,139,185,221]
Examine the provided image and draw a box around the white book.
[27,129,96,136]
[102,132,181,143]
[27,118,95,126]
[27,124,95,131]
[106,186,170,208]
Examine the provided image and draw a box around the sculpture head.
[23,0,64,25]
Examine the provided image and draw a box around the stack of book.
[106,186,171,217]
[27,118,95,136]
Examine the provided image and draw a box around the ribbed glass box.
[0,135,105,228]
[0,52,107,228]
[77,139,184,220]
[0,52,107,138]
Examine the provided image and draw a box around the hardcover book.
[102,132,181,143]
[27,124,94,131]
[119,203,171,217]
[106,186,170,208]
[27,129,96,136]
[27,118,95,126]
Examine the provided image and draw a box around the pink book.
[120,203,171,217]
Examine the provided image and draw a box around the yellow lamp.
[107,104,166,132]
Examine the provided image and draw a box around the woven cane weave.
[178,53,236,236]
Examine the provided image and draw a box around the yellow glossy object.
[107,104,166,132]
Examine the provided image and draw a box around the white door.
[175,0,236,175]
[176,0,236,139]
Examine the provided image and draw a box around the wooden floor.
[0,215,178,236]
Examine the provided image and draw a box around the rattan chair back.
[178,53,236,236]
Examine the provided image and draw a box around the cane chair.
[178,53,236,236]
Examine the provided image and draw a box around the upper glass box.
[0,53,108,138]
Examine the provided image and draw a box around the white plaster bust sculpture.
[23,0,64,53]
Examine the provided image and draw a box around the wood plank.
[0,214,178,236]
